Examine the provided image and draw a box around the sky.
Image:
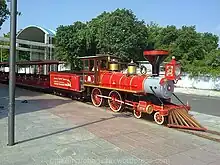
[0,0,220,37]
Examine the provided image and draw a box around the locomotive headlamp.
[175,65,181,77]
[167,84,172,91]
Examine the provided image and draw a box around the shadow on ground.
[16,116,117,145]
[0,83,46,99]
[0,98,73,119]
[0,82,75,119]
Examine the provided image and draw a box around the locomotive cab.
[78,54,121,85]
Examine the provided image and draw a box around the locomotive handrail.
[172,93,189,111]
[149,86,163,106]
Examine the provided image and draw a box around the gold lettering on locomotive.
[166,65,173,76]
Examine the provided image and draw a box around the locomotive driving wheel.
[91,88,103,107]
[154,112,165,125]
[133,110,142,119]
[108,90,123,112]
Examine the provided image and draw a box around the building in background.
[16,25,55,61]
[0,25,62,74]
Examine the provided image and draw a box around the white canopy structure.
[0,25,58,74]
[16,25,56,61]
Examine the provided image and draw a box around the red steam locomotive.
[0,50,206,131]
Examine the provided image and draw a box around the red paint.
[159,77,167,85]
[0,72,8,82]
[50,72,81,92]
[12,74,50,88]
[136,101,152,112]
[165,57,181,81]
[99,71,146,92]
[143,50,169,55]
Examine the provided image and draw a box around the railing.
[0,37,54,48]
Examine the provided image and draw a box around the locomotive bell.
[127,60,137,75]
[109,59,119,71]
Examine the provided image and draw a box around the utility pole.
[8,0,17,146]
[1,48,2,62]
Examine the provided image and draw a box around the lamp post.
[8,0,17,146]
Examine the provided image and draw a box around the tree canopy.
[55,9,149,65]
[86,9,148,61]
[0,0,10,30]
[55,8,220,76]
[0,32,10,62]
[0,0,21,30]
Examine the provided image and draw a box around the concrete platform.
[0,83,220,165]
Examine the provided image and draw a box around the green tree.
[174,26,220,74]
[0,0,9,30]
[200,32,219,53]
[144,23,220,76]
[191,49,220,77]
[0,0,21,31]
[145,22,162,49]
[146,23,180,62]
[55,21,87,70]
[55,8,149,67]
[0,32,10,62]
[0,30,30,62]
[166,26,203,63]
[86,8,149,61]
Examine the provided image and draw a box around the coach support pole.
[8,0,17,146]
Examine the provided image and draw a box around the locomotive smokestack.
[143,50,169,76]
[152,62,160,76]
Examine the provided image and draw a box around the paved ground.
[175,87,220,97]
[171,87,220,132]
[0,83,220,165]
[173,90,220,117]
